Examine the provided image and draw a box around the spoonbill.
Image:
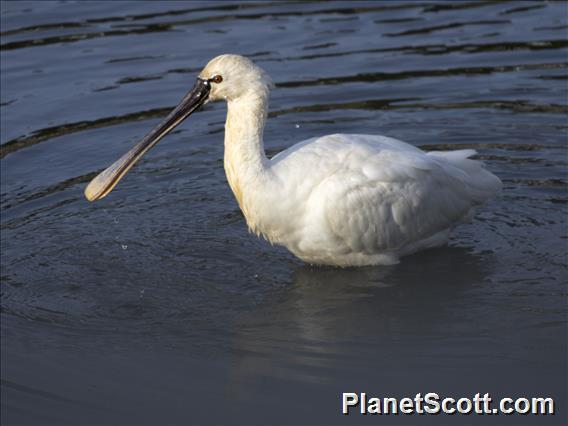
[85,54,501,267]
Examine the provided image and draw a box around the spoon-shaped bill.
[84,78,211,202]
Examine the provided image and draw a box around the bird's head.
[199,54,273,102]
[84,54,272,202]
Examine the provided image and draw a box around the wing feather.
[271,134,500,258]
[319,148,474,254]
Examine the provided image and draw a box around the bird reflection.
[226,245,492,402]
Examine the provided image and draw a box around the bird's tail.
[428,149,502,203]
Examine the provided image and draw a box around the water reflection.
[229,246,489,388]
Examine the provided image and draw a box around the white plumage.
[85,54,502,267]
[241,133,500,266]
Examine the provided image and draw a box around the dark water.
[1,1,567,425]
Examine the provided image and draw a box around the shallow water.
[1,1,567,425]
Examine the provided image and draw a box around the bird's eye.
[211,75,223,84]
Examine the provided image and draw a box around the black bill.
[84,78,211,201]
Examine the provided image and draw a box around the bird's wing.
[271,133,422,164]
[310,147,476,254]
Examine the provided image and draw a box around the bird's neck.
[223,89,270,221]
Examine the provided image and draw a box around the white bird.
[85,54,502,267]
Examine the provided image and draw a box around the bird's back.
[271,133,501,202]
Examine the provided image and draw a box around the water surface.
[1,1,567,425]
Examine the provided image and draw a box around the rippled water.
[1,1,567,425]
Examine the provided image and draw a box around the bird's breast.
[224,159,244,210]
